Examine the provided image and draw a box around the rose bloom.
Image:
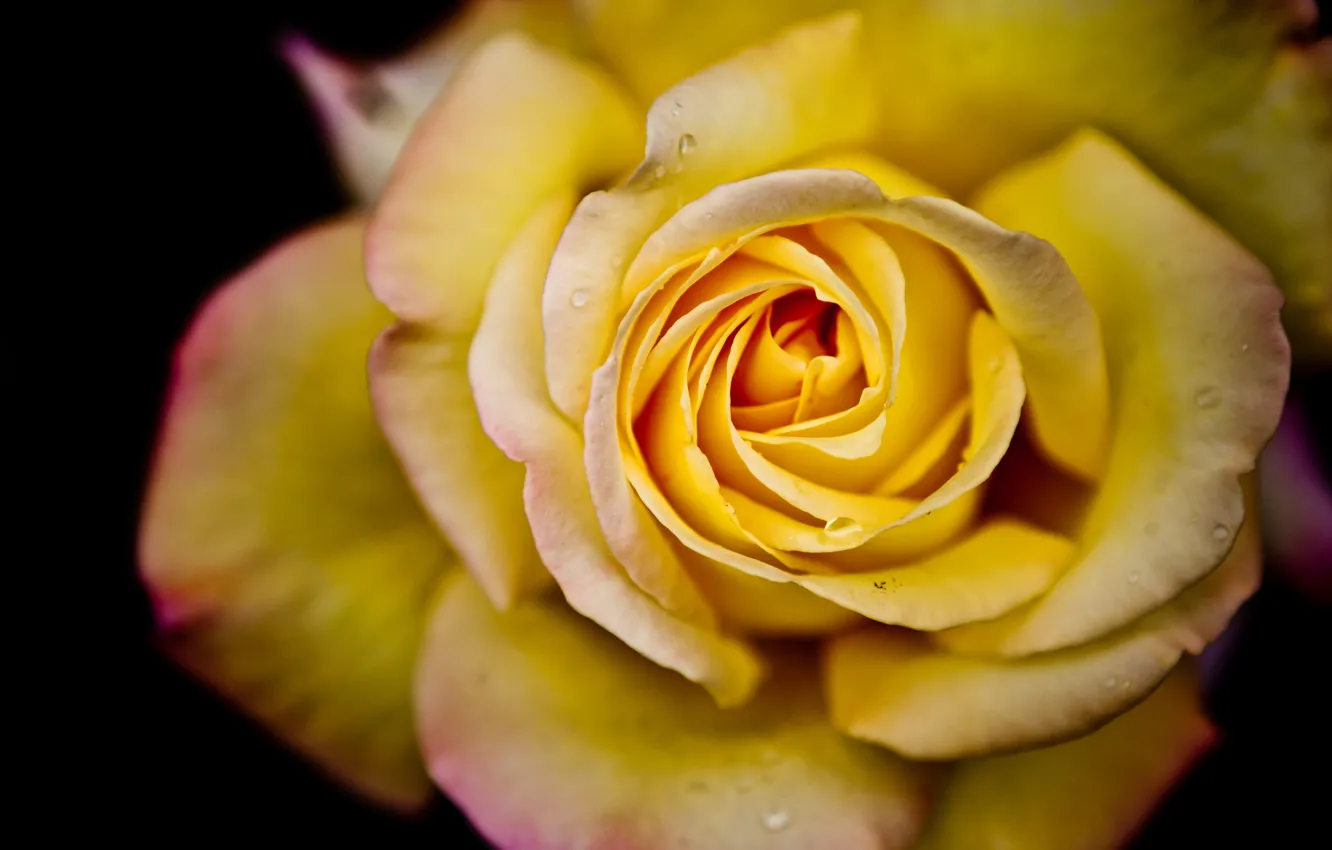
[141,2,1328,848]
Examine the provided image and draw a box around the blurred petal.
[1260,399,1332,603]
[916,664,1215,850]
[826,491,1260,759]
[417,573,934,850]
[545,11,876,421]
[968,128,1288,655]
[366,31,640,330]
[284,0,581,203]
[139,218,450,810]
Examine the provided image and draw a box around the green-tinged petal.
[916,664,1215,850]
[470,196,760,705]
[139,218,450,810]
[366,30,640,330]
[544,11,876,422]
[825,490,1259,759]
[283,0,582,203]
[366,31,640,607]
[416,573,935,850]
[965,128,1288,656]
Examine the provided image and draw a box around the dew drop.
[569,288,590,308]
[678,132,697,156]
[1128,571,1140,584]
[1211,524,1230,542]
[1193,386,1222,409]
[654,163,668,179]
[670,99,683,117]
[610,254,624,271]
[824,516,861,536]
[986,356,1002,375]
[1240,343,1250,353]
[761,811,790,832]
[703,212,715,221]
[1104,676,1117,688]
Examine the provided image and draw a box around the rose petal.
[416,573,933,850]
[366,31,640,330]
[826,492,1260,758]
[282,0,580,202]
[915,663,1214,850]
[964,128,1289,655]
[470,197,761,705]
[544,12,876,422]
[139,218,449,809]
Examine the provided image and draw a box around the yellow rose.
[141,2,1317,847]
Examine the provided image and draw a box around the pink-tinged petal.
[416,573,935,850]
[915,664,1215,850]
[1260,399,1332,603]
[139,217,450,810]
[283,0,581,203]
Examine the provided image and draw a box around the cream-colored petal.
[964,128,1289,655]
[366,32,640,330]
[283,0,581,203]
[139,218,448,809]
[470,198,760,705]
[544,12,876,421]
[416,573,933,850]
[826,495,1261,758]
[915,664,1214,850]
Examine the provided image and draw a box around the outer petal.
[966,128,1289,655]
[471,197,760,704]
[139,218,450,810]
[915,664,1215,850]
[366,31,641,330]
[283,0,581,203]
[825,489,1260,759]
[416,573,934,850]
[366,33,640,607]
[544,11,876,421]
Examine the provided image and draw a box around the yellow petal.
[965,128,1289,656]
[417,573,933,850]
[370,323,550,609]
[826,495,1261,759]
[798,520,1075,631]
[366,31,640,330]
[469,197,760,705]
[916,664,1214,850]
[282,0,581,202]
[139,218,449,810]
[852,2,1332,362]
[544,12,876,421]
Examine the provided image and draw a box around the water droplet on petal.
[1104,676,1117,688]
[653,163,668,179]
[1212,524,1230,542]
[761,811,790,832]
[1194,386,1222,409]
[824,516,861,536]
[610,254,624,271]
[569,288,590,308]
[703,212,715,221]
[1128,571,1140,584]
[986,356,1002,375]
[678,133,697,156]
[670,99,683,117]
[1240,343,1250,353]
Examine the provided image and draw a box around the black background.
[105,2,1328,844]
